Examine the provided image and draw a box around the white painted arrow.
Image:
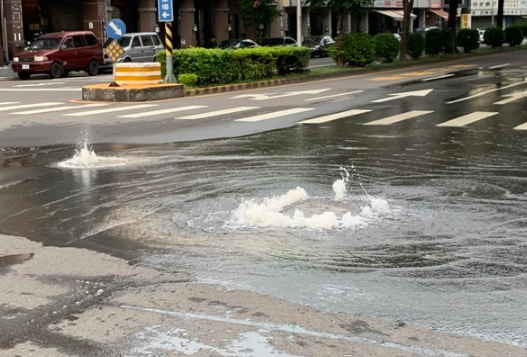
[109,21,123,36]
[232,88,331,101]
[372,89,433,103]
[162,11,170,19]
[494,91,527,105]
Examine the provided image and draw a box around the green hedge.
[456,28,480,53]
[373,33,400,62]
[504,26,524,47]
[484,27,505,48]
[156,46,309,87]
[341,33,376,67]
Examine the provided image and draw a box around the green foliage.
[424,29,443,56]
[440,29,454,54]
[504,26,524,47]
[373,33,399,62]
[407,32,425,59]
[341,33,376,67]
[239,0,281,41]
[512,21,527,37]
[178,73,198,87]
[456,28,480,53]
[156,46,309,86]
[484,27,505,48]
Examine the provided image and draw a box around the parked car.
[11,31,103,80]
[218,39,258,49]
[262,37,298,46]
[302,35,335,57]
[103,32,164,65]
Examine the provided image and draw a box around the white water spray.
[57,140,128,169]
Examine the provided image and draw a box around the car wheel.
[49,62,62,79]
[87,60,99,76]
[123,58,132,62]
[61,70,70,78]
[18,72,30,80]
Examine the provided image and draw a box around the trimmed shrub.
[484,27,505,48]
[178,73,198,87]
[407,32,425,59]
[425,28,443,56]
[512,21,527,37]
[440,29,454,54]
[373,33,400,62]
[504,26,524,47]
[456,28,480,53]
[341,33,376,67]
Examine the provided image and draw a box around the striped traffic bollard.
[115,63,163,86]
[164,21,177,83]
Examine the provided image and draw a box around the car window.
[63,38,74,49]
[117,36,131,47]
[140,35,154,46]
[84,34,98,46]
[31,38,61,49]
[152,35,162,46]
[73,35,86,48]
[132,36,142,47]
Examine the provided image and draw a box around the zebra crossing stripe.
[363,110,434,125]
[299,109,371,124]
[119,105,208,118]
[177,107,259,120]
[12,104,108,115]
[0,102,64,112]
[64,104,157,116]
[437,112,498,127]
[514,122,527,130]
[0,102,19,106]
[236,108,314,122]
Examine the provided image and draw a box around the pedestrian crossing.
[1,101,527,130]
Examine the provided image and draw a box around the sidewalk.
[0,65,15,79]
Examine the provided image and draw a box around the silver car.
[104,32,164,64]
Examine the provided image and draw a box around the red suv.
[11,31,103,80]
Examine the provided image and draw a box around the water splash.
[230,168,391,230]
[57,140,128,169]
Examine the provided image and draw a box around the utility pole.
[296,0,302,45]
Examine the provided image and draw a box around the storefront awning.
[429,9,449,20]
[375,10,416,21]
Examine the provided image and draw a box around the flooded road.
[1,115,526,350]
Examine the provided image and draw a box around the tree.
[399,0,414,60]
[240,0,282,42]
[306,0,373,67]
[496,0,504,28]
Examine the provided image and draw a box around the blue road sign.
[106,18,126,40]
[158,0,174,22]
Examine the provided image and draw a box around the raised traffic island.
[82,62,184,102]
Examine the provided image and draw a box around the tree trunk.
[496,0,504,28]
[447,0,460,53]
[335,9,345,67]
[400,0,413,61]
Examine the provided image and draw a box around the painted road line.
[513,122,527,130]
[299,109,372,124]
[305,90,363,102]
[12,104,109,115]
[447,80,527,104]
[489,63,510,69]
[437,112,498,127]
[422,74,454,82]
[177,107,259,120]
[0,88,81,92]
[0,102,64,112]
[0,102,19,106]
[363,110,434,125]
[236,108,315,122]
[119,105,208,118]
[64,104,157,116]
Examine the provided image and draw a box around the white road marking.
[0,102,64,112]
[372,89,433,103]
[119,105,208,118]
[489,63,510,69]
[236,108,314,122]
[177,107,259,120]
[64,104,157,116]
[447,80,527,104]
[494,91,527,105]
[363,110,434,125]
[437,111,498,127]
[422,74,454,82]
[305,90,363,102]
[0,88,81,91]
[513,122,527,130]
[12,104,108,115]
[0,102,19,106]
[14,82,65,87]
[232,89,330,101]
[299,109,371,124]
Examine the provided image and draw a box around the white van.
[104,32,164,64]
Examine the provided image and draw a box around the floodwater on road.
[1,119,527,349]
